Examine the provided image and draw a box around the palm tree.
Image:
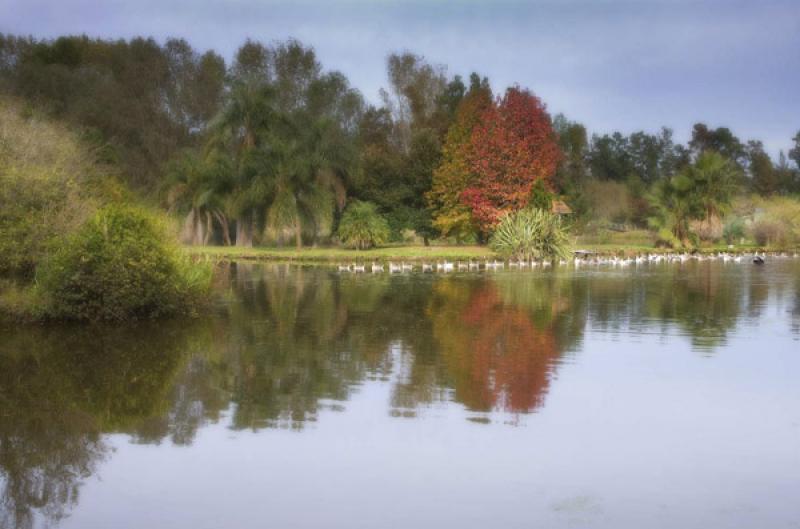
[202,79,357,248]
[165,151,232,246]
[686,151,740,221]
[206,81,277,247]
[650,151,740,245]
[262,113,352,248]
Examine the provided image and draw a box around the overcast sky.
[2,0,798,155]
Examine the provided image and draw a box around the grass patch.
[185,244,497,263]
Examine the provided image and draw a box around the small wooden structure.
[551,200,572,215]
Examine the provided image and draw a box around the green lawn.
[184,244,497,263]
[185,241,794,263]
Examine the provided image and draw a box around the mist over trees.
[2,33,799,249]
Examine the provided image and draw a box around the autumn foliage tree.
[460,87,561,234]
[427,74,492,240]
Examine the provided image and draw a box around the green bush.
[490,208,570,261]
[529,179,554,211]
[723,217,745,244]
[34,205,211,321]
[751,196,800,248]
[0,98,122,274]
[337,201,390,250]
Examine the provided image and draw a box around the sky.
[2,0,798,156]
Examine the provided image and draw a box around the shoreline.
[184,244,795,264]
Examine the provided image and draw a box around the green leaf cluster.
[336,201,390,250]
[489,208,570,261]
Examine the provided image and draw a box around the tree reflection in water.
[1,260,798,526]
[0,322,193,528]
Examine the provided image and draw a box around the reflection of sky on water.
[66,329,800,529]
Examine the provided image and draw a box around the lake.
[1,258,799,529]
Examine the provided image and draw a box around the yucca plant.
[489,208,570,261]
[337,201,390,250]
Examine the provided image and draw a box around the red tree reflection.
[432,281,563,413]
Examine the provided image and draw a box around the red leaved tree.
[461,86,561,233]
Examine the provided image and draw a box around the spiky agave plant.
[489,208,570,262]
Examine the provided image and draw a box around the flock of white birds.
[335,251,799,273]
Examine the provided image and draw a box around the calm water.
[1,260,799,529]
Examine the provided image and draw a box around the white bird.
[388,262,402,273]
[468,261,480,270]
[371,261,384,272]
[437,260,454,272]
[352,263,366,273]
[401,262,413,272]
[457,261,469,271]
[422,263,433,272]
[337,264,351,272]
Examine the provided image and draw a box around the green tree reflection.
[0,322,192,528]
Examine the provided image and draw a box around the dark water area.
[1,259,799,528]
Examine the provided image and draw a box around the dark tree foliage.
[689,123,746,166]
[0,34,226,191]
[747,140,777,195]
[790,131,800,170]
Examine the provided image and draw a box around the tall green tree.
[747,140,776,195]
[650,151,740,244]
[789,131,800,170]
[689,123,746,166]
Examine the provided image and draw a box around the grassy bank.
[185,245,497,263]
[184,242,794,263]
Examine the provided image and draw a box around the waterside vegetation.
[2,34,800,322]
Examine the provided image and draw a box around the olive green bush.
[337,201,390,249]
[35,205,211,321]
[0,98,120,274]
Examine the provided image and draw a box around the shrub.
[751,218,788,247]
[0,98,120,274]
[689,215,723,242]
[337,201,390,250]
[34,205,211,321]
[583,179,631,224]
[490,208,570,261]
[654,228,680,248]
[723,217,745,244]
[747,196,800,248]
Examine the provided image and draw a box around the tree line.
[2,33,799,248]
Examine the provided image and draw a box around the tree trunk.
[214,211,232,246]
[235,214,254,247]
[203,211,213,245]
[294,217,303,249]
[180,210,196,245]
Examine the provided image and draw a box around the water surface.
[2,259,799,528]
